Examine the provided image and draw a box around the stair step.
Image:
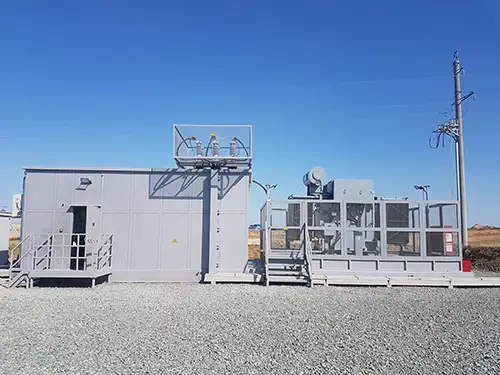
[268,263,303,269]
[268,256,305,262]
[269,249,302,253]
[1,269,22,274]
[267,275,309,284]
[268,268,304,273]
[268,269,305,276]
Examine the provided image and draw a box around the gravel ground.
[1,284,500,375]
[473,269,500,278]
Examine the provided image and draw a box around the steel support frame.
[208,169,220,276]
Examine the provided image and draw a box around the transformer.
[262,165,464,285]
[302,167,327,196]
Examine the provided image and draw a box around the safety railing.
[96,235,113,272]
[33,235,54,271]
[8,235,32,286]
[303,224,313,287]
[8,235,31,268]
[29,233,113,273]
[260,201,271,285]
[262,199,462,260]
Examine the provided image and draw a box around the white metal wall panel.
[73,173,102,206]
[53,212,71,234]
[24,212,54,234]
[189,213,209,273]
[133,174,161,211]
[219,173,248,211]
[406,261,432,272]
[103,174,132,210]
[54,174,75,212]
[101,212,131,270]
[25,173,55,211]
[130,213,160,270]
[218,213,248,272]
[160,213,189,269]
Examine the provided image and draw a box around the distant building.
[0,211,12,266]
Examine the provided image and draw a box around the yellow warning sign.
[283,226,288,231]
[172,238,177,243]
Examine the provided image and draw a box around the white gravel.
[1,283,500,375]
[473,270,500,278]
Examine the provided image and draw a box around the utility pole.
[453,52,469,247]
[430,51,474,247]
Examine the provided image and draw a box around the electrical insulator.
[196,140,204,156]
[212,140,220,157]
[229,140,236,157]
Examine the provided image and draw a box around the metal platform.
[4,233,113,288]
[203,273,263,284]
[29,269,112,279]
[312,274,500,288]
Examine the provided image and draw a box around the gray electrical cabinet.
[13,125,255,286]
[20,168,250,282]
[325,179,374,201]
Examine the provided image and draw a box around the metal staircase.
[0,235,32,289]
[265,224,313,286]
[1,233,114,289]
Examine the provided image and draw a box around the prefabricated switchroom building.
[12,125,258,287]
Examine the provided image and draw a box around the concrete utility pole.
[453,53,469,246]
[430,52,474,247]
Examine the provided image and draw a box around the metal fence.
[261,199,461,260]
[30,233,113,273]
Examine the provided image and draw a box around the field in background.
[469,227,500,247]
[8,234,20,259]
[248,230,260,259]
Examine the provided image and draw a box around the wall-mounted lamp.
[80,177,92,185]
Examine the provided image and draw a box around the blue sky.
[1,0,499,225]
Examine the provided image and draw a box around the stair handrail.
[33,235,54,270]
[8,235,32,286]
[303,224,313,287]
[95,234,113,271]
[264,202,271,286]
[8,235,32,270]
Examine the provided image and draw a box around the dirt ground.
[469,228,500,247]
[248,229,260,259]
[8,236,20,259]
